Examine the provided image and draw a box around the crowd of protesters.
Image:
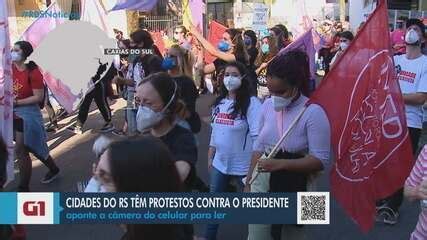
[1,13,426,240]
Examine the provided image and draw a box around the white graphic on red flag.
[309,0,413,232]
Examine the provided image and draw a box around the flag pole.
[249,106,308,185]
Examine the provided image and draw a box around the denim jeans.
[205,166,245,240]
[126,90,137,135]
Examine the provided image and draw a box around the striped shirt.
[253,95,331,167]
[406,145,427,240]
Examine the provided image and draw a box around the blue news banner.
[0,192,330,224]
[62,193,295,224]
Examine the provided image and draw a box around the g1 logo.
[23,201,45,216]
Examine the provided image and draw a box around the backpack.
[27,68,47,109]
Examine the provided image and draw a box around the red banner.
[151,31,166,56]
[205,20,226,64]
[309,0,413,232]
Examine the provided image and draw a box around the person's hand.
[257,159,284,172]
[417,180,427,200]
[208,158,212,172]
[120,58,128,67]
[260,62,268,69]
[244,183,251,193]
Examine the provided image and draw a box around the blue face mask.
[244,37,252,46]
[261,43,270,54]
[218,40,230,52]
[161,57,176,70]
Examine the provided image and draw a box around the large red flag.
[204,21,226,64]
[309,0,413,232]
[150,31,166,55]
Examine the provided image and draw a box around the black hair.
[175,25,188,35]
[107,137,182,240]
[0,137,7,187]
[339,31,354,41]
[140,54,164,76]
[119,39,131,59]
[140,72,186,121]
[270,27,285,49]
[120,39,131,48]
[406,18,425,35]
[14,41,37,71]
[130,29,154,49]
[274,24,289,40]
[107,137,181,192]
[244,30,257,48]
[398,16,408,22]
[225,28,249,65]
[213,61,252,119]
[266,50,310,97]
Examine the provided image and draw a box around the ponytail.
[14,41,38,71]
[173,99,188,120]
[26,61,38,71]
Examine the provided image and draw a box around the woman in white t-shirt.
[206,62,261,239]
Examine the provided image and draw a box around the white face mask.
[405,29,420,45]
[136,82,177,132]
[340,42,349,51]
[84,177,108,193]
[271,96,293,112]
[11,52,22,62]
[136,106,165,132]
[223,76,242,92]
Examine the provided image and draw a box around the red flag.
[204,21,226,64]
[309,0,413,232]
[150,31,166,55]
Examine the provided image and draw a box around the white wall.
[269,0,333,30]
[349,0,376,31]
[102,0,128,38]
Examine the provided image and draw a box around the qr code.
[297,192,330,225]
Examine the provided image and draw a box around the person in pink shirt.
[404,145,427,240]
[391,18,407,55]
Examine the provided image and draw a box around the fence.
[138,15,181,36]
[388,9,426,29]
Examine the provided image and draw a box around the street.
[4,94,422,240]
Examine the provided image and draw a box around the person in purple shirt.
[245,50,331,240]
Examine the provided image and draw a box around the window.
[207,2,233,26]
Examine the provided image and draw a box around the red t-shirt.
[12,64,44,100]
